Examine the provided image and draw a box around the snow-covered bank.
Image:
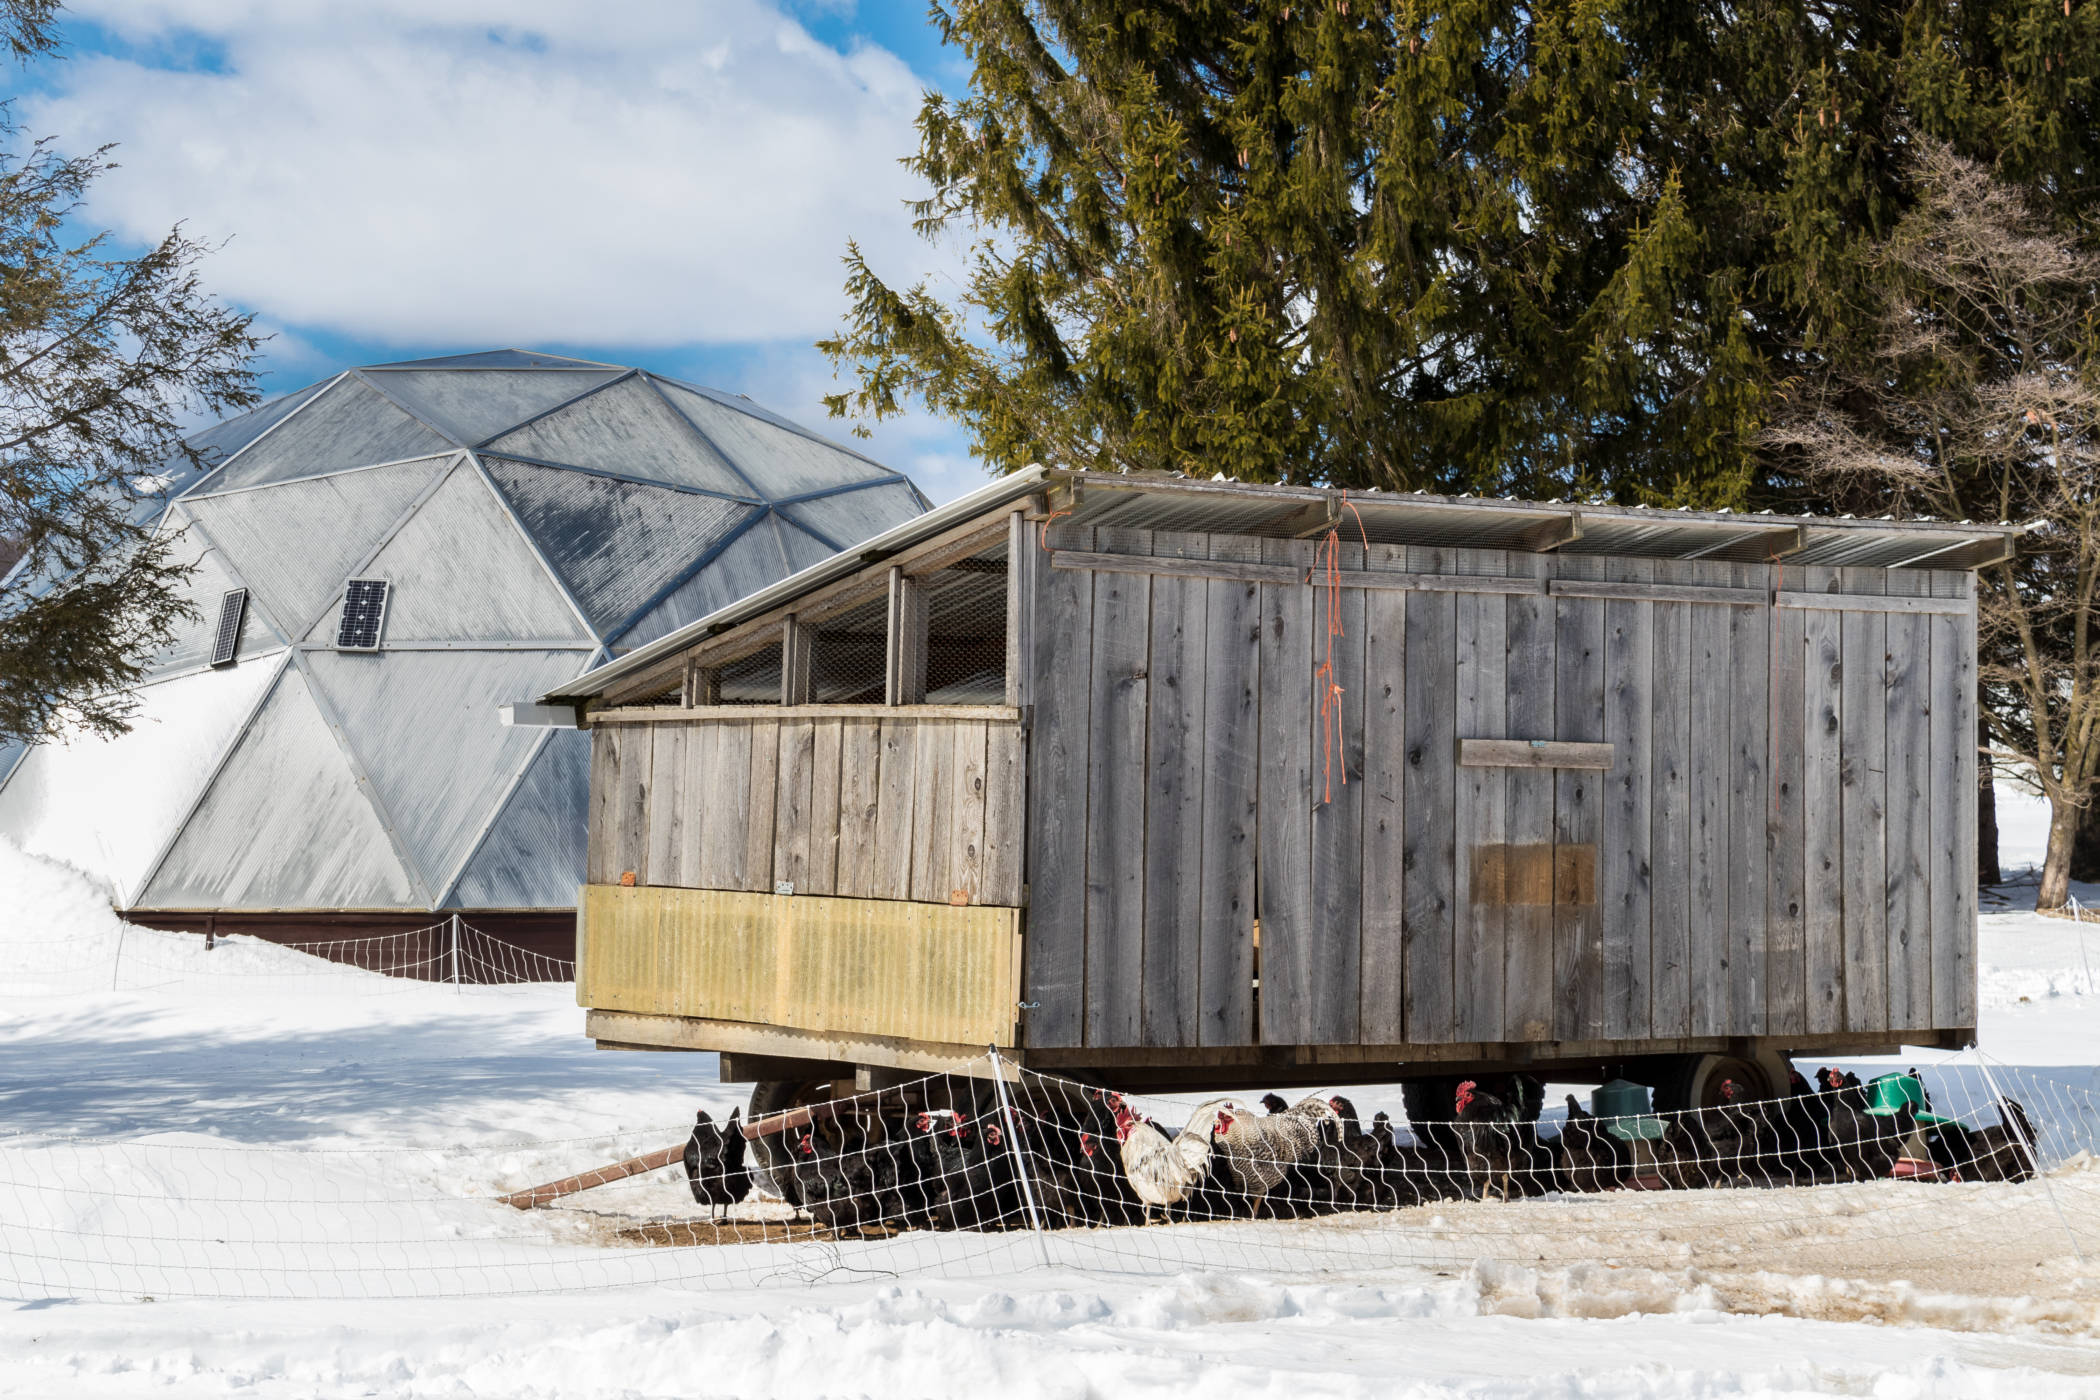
[9,824,2100,1394]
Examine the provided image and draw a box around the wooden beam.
[780,615,814,706]
[1775,592,1969,616]
[1047,549,1546,595]
[586,703,1022,726]
[584,1010,1020,1079]
[1516,512,1582,552]
[1548,579,1770,606]
[886,567,928,704]
[1457,738,1616,769]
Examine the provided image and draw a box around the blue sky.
[2,2,986,502]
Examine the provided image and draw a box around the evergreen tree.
[0,2,258,745]
[822,1,2097,503]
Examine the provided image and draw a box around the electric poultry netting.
[10,1053,2100,1301]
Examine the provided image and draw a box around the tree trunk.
[1978,747,2002,886]
[2039,799,2079,911]
[2073,794,2100,886]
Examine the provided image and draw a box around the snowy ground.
[6,792,2100,1396]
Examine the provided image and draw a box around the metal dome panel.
[780,479,928,550]
[361,368,626,445]
[611,514,798,653]
[446,727,590,909]
[198,375,456,492]
[138,661,419,910]
[653,378,896,498]
[482,376,754,497]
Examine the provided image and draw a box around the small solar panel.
[335,578,390,651]
[208,588,247,668]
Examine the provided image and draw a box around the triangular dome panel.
[482,377,754,497]
[166,380,332,497]
[612,514,796,653]
[447,727,590,909]
[202,376,455,492]
[180,456,453,638]
[308,463,590,644]
[779,480,925,552]
[481,456,753,636]
[653,379,897,498]
[145,530,284,679]
[362,368,625,445]
[139,663,418,909]
[370,349,622,370]
[0,658,283,907]
[302,648,590,898]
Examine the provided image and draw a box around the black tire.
[746,1078,830,1205]
[1645,1051,1792,1113]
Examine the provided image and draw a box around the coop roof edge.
[540,467,2022,706]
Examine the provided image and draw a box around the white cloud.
[30,0,950,347]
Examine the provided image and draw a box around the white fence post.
[988,1045,1052,1268]
[448,914,461,989]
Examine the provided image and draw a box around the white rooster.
[1109,1096,1215,1224]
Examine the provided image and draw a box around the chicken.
[682,1106,752,1221]
[1109,1096,1213,1224]
[1314,1095,1389,1210]
[1194,1094,1334,1217]
[1453,1077,1544,1201]
[1693,1078,1774,1186]
[1819,1067,1907,1181]
[1965,1098,2038,1181]
[1554,1094,1627,1193]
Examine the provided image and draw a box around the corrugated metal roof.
[144,531,285,680]
[139,661,419,910]
[651,378,901,496]
[780,479,927,551]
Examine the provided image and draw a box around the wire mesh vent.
[809,593,889,704]
[921,546,1008,704]
[335,579,390,651]
[209,588,248,668]
[712,639,782,704]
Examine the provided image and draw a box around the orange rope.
[1037,507,1073,553]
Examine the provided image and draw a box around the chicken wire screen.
[712,639,782,705]
[809,593,889,704]
[919,547,1008,705]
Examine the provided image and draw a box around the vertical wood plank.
[613,725,651,887]
[1801,567,1846,1035]
[1453,558,1507,1042]
[1601,557,1654,1040]
[1553,554,1607,1042]
[1258,537,1318,1045]
[886,569,928,706]
[982,721,1026,907]
[910,720,957,903]
[773,718,815,892]
[805,718,843,896]
[1767,586,1808,1039]
[586,726,619,886]
[676,722,714,890]
[699,723,750,889]
[1953,572,1979,1028]
[1402,547,1456,1043]
[1200,552,1262,1047]
[1502,550,1556,1042]
[1726,562,1770,1037]
[743,719,780,893]
[1022,525,1094,1047]
[1308,545,1366,1045]
[1686,561,1732,1037]
[870,718,918,901]
[1007,509,1035,709]
[1086,553,1149,1046]
[834,718,881,899]
[1839,566,1889,1032]
[1143,572,1207,1046]
[1648,569,1693,1039]
[949,721,990,903]
[645,724,686,888]
[1358,545,1408,1043]
[1884,570,1934,1031]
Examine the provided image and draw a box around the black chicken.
[1819,1068,1908,1181]
[1453,1076,1544,1201]
[681,1106,752,1221]
[1554,1094,1628,1193]
[1965,1098,2038,1181]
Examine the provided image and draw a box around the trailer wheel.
[745,1078,830,1206]
[1645,1051,1794,1113]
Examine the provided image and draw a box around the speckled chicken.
[1191,1093,1335,1216]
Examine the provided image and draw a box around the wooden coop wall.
[586,710,1026,909]
[1021,523,1979,1053]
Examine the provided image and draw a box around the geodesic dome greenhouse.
[0,350,926,944]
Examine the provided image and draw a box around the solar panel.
[209,588,247,668]
[335,578,390,651]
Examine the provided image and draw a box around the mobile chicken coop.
[523,468,2017,1117]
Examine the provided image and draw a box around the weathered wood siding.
[1022,525,1979,1051]
[585,712,1025,909]
[577,883,1023,1048]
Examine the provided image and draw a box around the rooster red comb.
[1454,1080,1477,1114]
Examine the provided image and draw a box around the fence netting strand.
[5,1052,2100,1302]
